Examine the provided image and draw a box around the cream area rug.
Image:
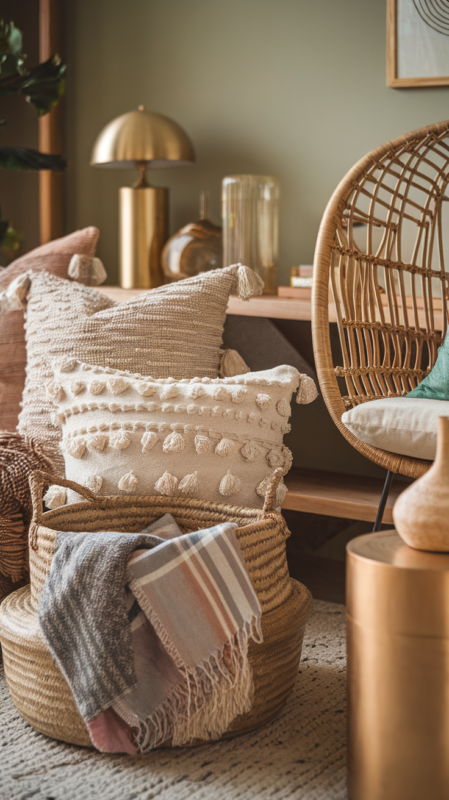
[0,600,347,800]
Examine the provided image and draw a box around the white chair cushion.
[341,397,449,461]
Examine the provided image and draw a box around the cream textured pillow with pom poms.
[45,360,318,510]
[0,264,259,473]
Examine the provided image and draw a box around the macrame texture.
[50,361,317,509]
[0,432,54,603]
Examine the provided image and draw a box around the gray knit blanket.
[38,515,262,753]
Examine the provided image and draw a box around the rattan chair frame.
[312,120,449,480]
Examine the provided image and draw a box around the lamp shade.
[90,107,195,169]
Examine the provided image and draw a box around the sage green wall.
[65,0,449,284]
[64,0,449,479]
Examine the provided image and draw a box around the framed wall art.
[387,0,449,87]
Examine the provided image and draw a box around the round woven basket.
[0,469,313,748]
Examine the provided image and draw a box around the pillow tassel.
[178,471,199,497]
[256,392,271,410]
[0,272,31,313]
[194,434,212,454]
[83,474,103,494]
[296,374,318,404]
[43,485,67,509]
[267,448,285,468]
[110,430,132,450]
[256,476,271,499]
[275,478,288,510]
[107,377,129,395]
[68,254,107,286]
[89,381,106,395]
[118,471,138,492]
[229,263,264,301]
[65,439,86,459]
[163,432,185,453]
[240,442,261,462]
[215,437,236,457]
[154,471,178,496]
[219,470,241,497]
[218,349,250,378]
[87,434,109,453]
[141,431,158,453]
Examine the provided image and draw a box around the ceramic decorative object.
[222,175,280,294]
[393,415,449,551]
[162,190,222,281]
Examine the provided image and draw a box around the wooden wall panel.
[39,0,64,243]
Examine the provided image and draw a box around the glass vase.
[222,175,280,294]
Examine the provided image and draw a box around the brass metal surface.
[91,107,195,169]
[347,530,449,800]
[119,186,167,289]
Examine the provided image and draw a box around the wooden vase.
[393,416,449,551]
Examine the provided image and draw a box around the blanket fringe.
[115,584,261,751]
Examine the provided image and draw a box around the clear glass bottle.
[222,175,280,294]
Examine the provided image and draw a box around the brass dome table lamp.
[91,106,195,288]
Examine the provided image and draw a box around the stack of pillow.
[0,230,318,517]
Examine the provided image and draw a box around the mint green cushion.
[407,341,449,400]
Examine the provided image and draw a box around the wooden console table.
[97,286,406,524]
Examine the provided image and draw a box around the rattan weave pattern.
[0,579,311,748]
[0,433,54,604]
[0,468,312,748]
[0,601,346,800]
[312,120,449,478]
[28,471,292,615]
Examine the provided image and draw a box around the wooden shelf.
[227,294,334,321]
[97,286,329,322]
[97,286,444,329]
[283,467,406,524]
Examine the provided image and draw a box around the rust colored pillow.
[0,227,101,432]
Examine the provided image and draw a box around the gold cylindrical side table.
[347,531,449,800]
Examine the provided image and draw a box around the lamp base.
[119,186,168,289]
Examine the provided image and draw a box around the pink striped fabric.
[84,518,262,752]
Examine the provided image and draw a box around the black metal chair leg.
[372,470,394,532]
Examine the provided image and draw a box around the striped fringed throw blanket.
[38,515,262,754]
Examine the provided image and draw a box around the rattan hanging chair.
[312,120,449,514]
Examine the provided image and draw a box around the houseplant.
[0,20,66,261]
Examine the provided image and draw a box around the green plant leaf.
[24,57,66,115]
[0,21,25,78]
[0,55,66,114]
[0,147,67,171]
[1,223,21,252]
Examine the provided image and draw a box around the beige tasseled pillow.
[1,265,261,472]
[45,360,318,510]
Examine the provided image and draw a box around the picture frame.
[387,0,449,87]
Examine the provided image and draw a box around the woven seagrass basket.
[0,468,313,748]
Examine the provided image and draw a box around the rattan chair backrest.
[312,120,449,478]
